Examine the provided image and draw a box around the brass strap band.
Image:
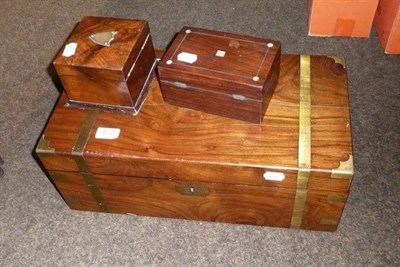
[326,194,348,204]
[72,110,108,212]
[290,189,307,228]
[291,55,312,228]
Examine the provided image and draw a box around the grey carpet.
[1,1,399,266]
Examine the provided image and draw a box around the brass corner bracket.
[331,155,354,179]
[328,56,346,68]
[35,135,55,156]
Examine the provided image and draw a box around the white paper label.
[62,42,78,57]
[215,50,226,57]
[263,171,285,181]
[177,52,197,64]
[95,127,120,140]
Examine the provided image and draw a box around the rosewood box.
[36,53,353,231]
[53,16,157,114]
[157,27,281,123]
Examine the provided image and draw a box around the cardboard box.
[309,0,380,37]
[374,0,400,54]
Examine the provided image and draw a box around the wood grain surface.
[159,27,281,91]
[158,27,281,123]
[53,16,156,107]
[37,53,353,231]
[39,54,352,192]
[49,170,295,227]
[48,170,344,230]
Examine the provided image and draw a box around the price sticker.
[263,171,285,181]
[177,52,198,64]
[95,127,120,140]
[62,42,78,57]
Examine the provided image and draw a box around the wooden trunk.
[36,54,353,231]
[53,16,157,115]
[158,27,281,123]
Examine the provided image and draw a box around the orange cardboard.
[309,0,380,37]
[374,0,400,54]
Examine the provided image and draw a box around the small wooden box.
[158,27,281,123]
[53,16,157,114]
[36,53,353,232]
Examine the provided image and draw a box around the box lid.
[158,27,281,98]
[53,16,149,78]
[37,54,353,193]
